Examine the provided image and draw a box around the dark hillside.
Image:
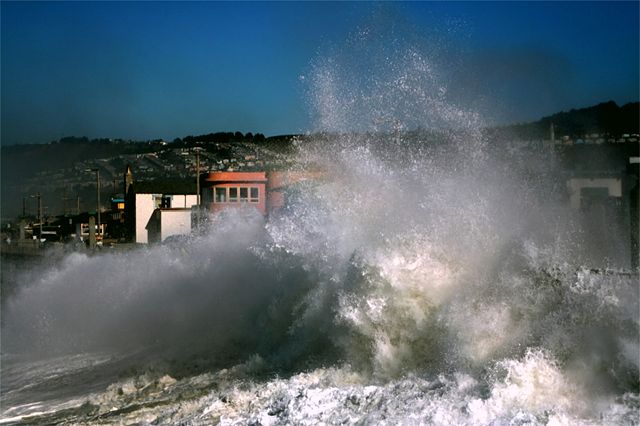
[1,137,161,183]
[487,101,639,140]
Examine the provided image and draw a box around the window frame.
[214,187,227,203]
[228,187,238,202]
[239,187,249,202]
[211,185,261,204]
[250,187,259,203]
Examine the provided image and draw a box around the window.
[215,187,226,203]
[161,195,172,209]
[212,186,259,205]
[152,194,172,209]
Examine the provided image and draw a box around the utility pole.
[27,193,42,240]
[87,168,101,239]
[37,192,42,239]
[22,196,26,218]
[195,148,202,228]
[77,196,80,215]
[195,148,201,206]
[96,170,101,239]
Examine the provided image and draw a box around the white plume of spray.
[282,11,639,399]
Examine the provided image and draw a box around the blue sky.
[1,1,638,144]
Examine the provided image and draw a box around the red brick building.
[201,172,268,215]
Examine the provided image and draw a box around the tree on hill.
[538,101,639,137]
[488,101,639,140]
[179,131,270,145]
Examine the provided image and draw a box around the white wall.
[567,178,622,209]
[135,194,158,244]
[172,194,198,208]
[158,209,192,242]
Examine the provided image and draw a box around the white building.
[146,208,193,244]
[567,177,622,209]
[133,193,197,243]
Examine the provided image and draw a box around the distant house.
[123,165,198,243]
[75,222,106,242]
[110,197,125,222]
[567,177,622,210]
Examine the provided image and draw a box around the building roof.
[202,171,268,184]
[133,179,197,195]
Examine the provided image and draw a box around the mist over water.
[2,17,638,425]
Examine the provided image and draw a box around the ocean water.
[1,19,638,425]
